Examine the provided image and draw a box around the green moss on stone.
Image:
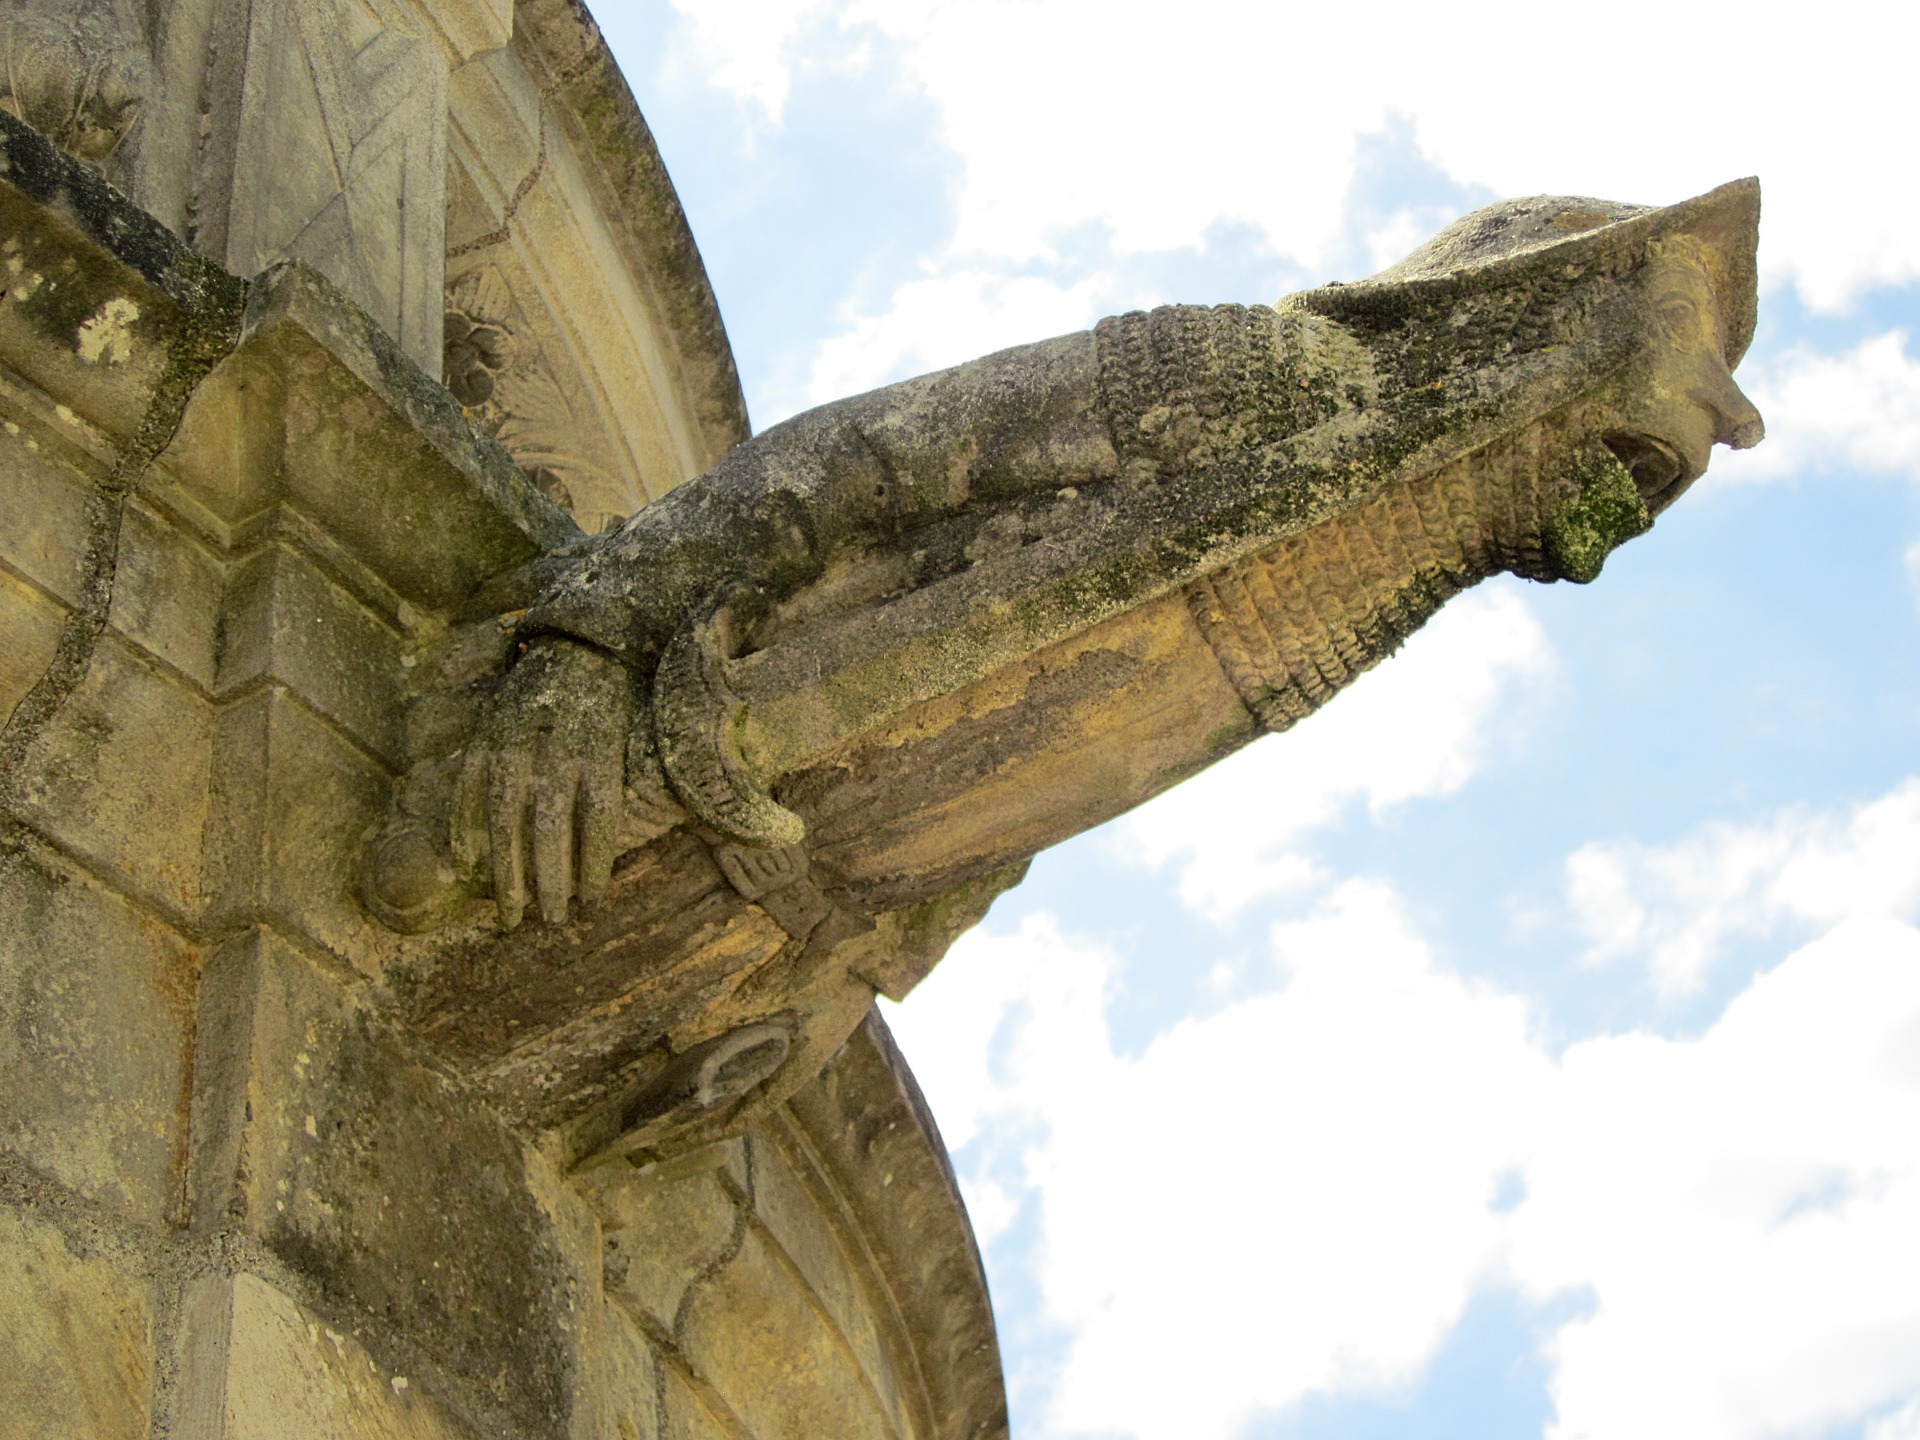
[1544,449,1651,584]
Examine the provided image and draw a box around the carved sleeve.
[1094,303,1313,473]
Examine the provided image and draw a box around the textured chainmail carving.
[1186,421,1571,731]
[1095,303,1331,471]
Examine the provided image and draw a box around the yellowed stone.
[0,566,66,717]
[9,636,214,916]
[678,1225,897,1440]
[0,1208,152,1440]
[220,1274,475,1440]
[0,845,197,1222]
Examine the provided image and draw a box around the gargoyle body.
[370,183,1763,1166]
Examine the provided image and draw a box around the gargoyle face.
[1602,249,1765,516]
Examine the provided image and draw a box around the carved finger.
[578,753,622,905]
[489,748,532,930]
[452,746,491,875]
[532,758,577,925]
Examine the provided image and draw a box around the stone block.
[657,1359,734,1440]
[110,500,225,689]
[0,142,198,445]
[0,414,222,689]
[750,1128,911,1435]
[574,1300,661,1440]
[677,1225,896,1440]
[0,1206,152,1440]
[205,687,393,967]
[180,1273,475,1440]
[0,402,89,599]
[590,1144,748,1335]
[217,542,405,765]
[196,933,588,1438]
[9,635,213,917]
[211,0,449,371]
[0,565,66,717]
[249,263,578,609]
[0,845,196,1222]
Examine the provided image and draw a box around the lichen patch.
[75,296,139,364]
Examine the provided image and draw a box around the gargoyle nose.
[1724,408,1765,451]
[1700,372,1765,451]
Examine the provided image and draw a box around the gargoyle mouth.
[1603,432,1688,513]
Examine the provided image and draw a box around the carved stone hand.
[453,637,633,929]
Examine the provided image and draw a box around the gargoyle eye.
[1656,297,1701,341]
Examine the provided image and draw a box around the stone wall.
[0,86,1003,1440]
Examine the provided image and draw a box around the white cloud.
[887,894,1920,1440]
[660,0,830,123]
[1113,585,1556,919]
[888,888,1552,1440]
[802,268,1116,409]
[1872,1396,1920,1440]
[1514,918,1920,1440]
[1714,331,1920,488]
[669,0,1920,313]
[1566,779,1920,995]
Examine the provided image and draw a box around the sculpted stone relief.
[0,0,1763,1169]
[443,257,630,529]
[365,182,1765,1163]
[0,0,147,168]
[213,0,449,367]
[1,0,732,529]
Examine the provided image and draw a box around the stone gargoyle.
[366,181,1763,1166]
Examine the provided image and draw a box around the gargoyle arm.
[462,330,1125,926]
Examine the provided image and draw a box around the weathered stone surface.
[0,566,66,717]
[0,12,1773,1440]
[0,843,197,1222]
[358,178,1763,1185]
[192,932,592,1437]
[183,1273,476,1440]
[785,1012,1007,1440]
[200,0,453,372]
[10,635,213,914]
[679,1223,898,1440]
[0,408,224,688]
[0,27,1023,1440]
[203,686,396,970]
[0,1206,153,1440]
[751,1125,913,1433]
[217,542,406,765]
[657,1359,737,1440]
[588,1141,748,1336]
[574,1296,662,1440]
[159,260,581,606]
[448,0,751,524]
[581,1011,1008,1440]
[0,1,148,178]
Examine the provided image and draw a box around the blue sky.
[595,6,1920,1437]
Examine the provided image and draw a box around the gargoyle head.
[1297,179,1763,581]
